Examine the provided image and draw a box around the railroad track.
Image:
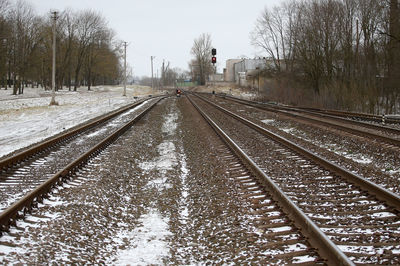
[0,96,164,232]
[189,94,400,264]
[223,94,400,127]
[200,93,400,195]
[0,96,158,171]
[213,143,326,264]
[189,97,343,264]
[298,107,400,126]
[218,94,400,148]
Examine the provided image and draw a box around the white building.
[224,59,242,82]
[233,58,267,82]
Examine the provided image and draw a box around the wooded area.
[252,0,400,114]
[0,0,122,94]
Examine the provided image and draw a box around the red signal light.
[212,56,216,64]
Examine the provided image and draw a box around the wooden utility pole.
[50,11,58,105]
[151,56,155,89]
[162,59,165,89]
[123,41,127,96]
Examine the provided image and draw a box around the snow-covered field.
[0,85,157,158]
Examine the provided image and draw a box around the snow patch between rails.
[273,125,379,167]
[146,177,173,190]
[323,145,373,165]
[139,108,179,190]
[281,127,295,134]
[139,142,178,173]
[179,153,190,223]
[261,119,275,124]
[339,244,400,256]
[111,105,183,264]
[162,112,178,135]
[110,209,172,265]
[0,242,25,257]
[292,255,317,263]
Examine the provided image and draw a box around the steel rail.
[195,93,400,211]
[300,107,400,124]
[218,94,400,147]
[0,96,160,172]
[187,95,354,266]
[221,94,400,126]
[286,106,400,136]
[0,97,164,232]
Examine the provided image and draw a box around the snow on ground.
[192,85,258,99]
[108,100,180,264]
[261,119,377,166]
[0,85,157,158]
[139,142,178,175]
[113,209,172,265]
[0,84,173,264]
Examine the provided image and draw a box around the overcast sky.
[28,0,284,77]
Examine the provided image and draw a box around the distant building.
[233,58,266,72]
[224,59,242,82]
[211,58,277,89]
[209,73,224,82]
[233,58,267,82]
[227,58,271,88]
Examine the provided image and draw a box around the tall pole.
[123,41,127,96]
[162,59,165,89]
[151,56,154,90]
[50,11,58,105]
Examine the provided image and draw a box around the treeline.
[139,66,187,88]
[0,0,122,94]
[252,0,400,114]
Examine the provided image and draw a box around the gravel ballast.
[0,96,296,264]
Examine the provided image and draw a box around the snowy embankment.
[0,85,155,158]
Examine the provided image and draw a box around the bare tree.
[0,1,122,94]
[54,9,76,90]
[190,33,213,85]
[72,10,106,90]
[84,28,115,89]
[251,6,284,72]
[0,0,11,89]
[8,0,43,94]
[252,0,397,113]
[251,1,302,74]
[385,0,400,112]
